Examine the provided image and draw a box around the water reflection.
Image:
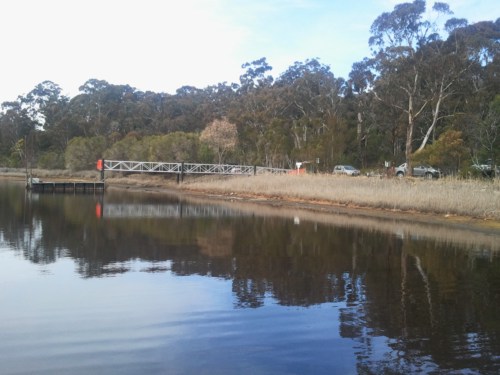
[1,181,500,373]
[101,202,252,219]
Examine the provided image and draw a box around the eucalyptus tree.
[418,18,500,152]
[348,58,378,167]
[368,0,478,171]
[0,100,36,166]
[20,81,67,129]
[112,85,143,135]
[407,19,500,169]
[77,79,110,136]
[202,82,238,120]
[16,81,72,165]
[475,95,500,167]
[238,57,273,93]
[160,86,212,134]
[346,62,406,167]
[453,20,500,141]
[274,59,346,167]
[259,118,294,168]
[126,91,167,135]
[63,93,97,139]
[230,58,278,165]
[76,79,141,137]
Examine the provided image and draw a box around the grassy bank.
[180,174,500,221]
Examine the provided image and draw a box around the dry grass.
[181,174,500,220]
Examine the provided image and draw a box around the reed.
[182,174,500,220]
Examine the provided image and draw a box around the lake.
[1,180,500,374]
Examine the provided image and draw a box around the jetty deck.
[29,181,105,193]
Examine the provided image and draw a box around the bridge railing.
[104,160,182,173]
[102,160,291,175]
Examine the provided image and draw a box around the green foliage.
[149,132,200,162]
[413,130,468,173]
[37,151,64,169]
[10,138,25,165]
[309,116,349,170]
[490,95,500,114]
[65,136,106,171]
[6,154,22,168]
[260,119,293,168]
[477,95,500,164]
[0,155,12,167]
[198,143,215,163]
[103,134,141,160]
[103,132,202,163]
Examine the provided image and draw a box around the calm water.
[1,180,500,375]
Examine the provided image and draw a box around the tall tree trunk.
[406,95,415,174]
[357,112,364,167]
[416,81,445,153]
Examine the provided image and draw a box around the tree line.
[1,0,499,176]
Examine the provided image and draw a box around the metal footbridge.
[99,159,291,176]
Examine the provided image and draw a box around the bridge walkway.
[98,160,292,179]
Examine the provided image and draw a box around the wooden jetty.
[28,180,105,193]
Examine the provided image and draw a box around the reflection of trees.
[232,278,267,309]
[2,183,500,372]
[230,217,367,307]
[349,237,500,373]
[197,224,234,257]
[0,184,69,265]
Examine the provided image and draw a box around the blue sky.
[0,0,498,103]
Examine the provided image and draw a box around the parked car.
[333,165,360,176]
[472,160,497,177]
[395,163,440,179]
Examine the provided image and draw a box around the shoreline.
[101,181,500,252]
[1,170,499,235]
[108,182,500,236]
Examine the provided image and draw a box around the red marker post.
[96,159,105,181]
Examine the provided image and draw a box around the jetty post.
[180,162,185,183]
[97,159,105,182]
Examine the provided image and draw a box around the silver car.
[333,165,360,176]
[395,163,440,178]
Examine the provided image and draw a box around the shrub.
[37,151,64,169]
[65,136,106,171]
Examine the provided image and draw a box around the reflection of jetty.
[29,181,105,193]
[102,203,248,218]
